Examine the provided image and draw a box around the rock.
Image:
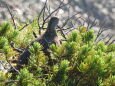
[0,60,11,73]
[0,0,115,30]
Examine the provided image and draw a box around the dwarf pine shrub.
[0,21,115,86]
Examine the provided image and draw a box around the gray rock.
[0,60,11,73]
[0,0,115,34]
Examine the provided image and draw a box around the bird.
[17,17,60,67]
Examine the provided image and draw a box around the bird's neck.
[44,29,57,39]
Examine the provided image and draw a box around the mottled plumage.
[18,17,59,65]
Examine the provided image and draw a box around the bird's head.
[47,17,59,30]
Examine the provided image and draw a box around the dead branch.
[37,0,48,35]
[33,31,38,38]
[61,13,80,29]
[105,35,114,44]
[10,42,23,53]
[87,14,91,30]
[6,80,19,83]
[19,23,29,31]
[57,25,67,39]
[88,18,97,29]
[55,0,65,16]
[97,34,109,43]
[7,61,20,74]
[95,20,109,41]
[109,40,115,45]
[41,1,71,29]
[5,4,16,29]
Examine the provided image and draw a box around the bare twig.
[97,34,109,42]
[37,0,48,35]
[55,0,65,16]
[60,39,67,44]
[65,27,75,34]
[95,20,109,41]
[105,35,114,44]
[6,80,19,83]
[41,1,71,30]
[57,13,81,37]
[81,17,86,26]
[57,25,67,39]
[37,0,71,38]
[33,31,38,38]
[89,18,97,29]
[61,13,80,29]
[6,4,16,29]
[74,16,86,27]
[19,23,29,31]
[8,62,20,74]
[95,28,109,42]
[87,14,91,30]
[46,4,51,14]
[10,42,23,53]
[109,40,115,45]
[4,59,20,74]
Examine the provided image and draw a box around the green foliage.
[0,21,115,86]
[67,30,81,43]
[28,42,48,68]
[49,28,115,86]
[0,72,11,86]
[53,60,69,84]
[12,68,45,86]
[0,72,6,86]
[0,22,19,42]
[81,30,94,43]
[0,22,19,59]
[0,22,10,36]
